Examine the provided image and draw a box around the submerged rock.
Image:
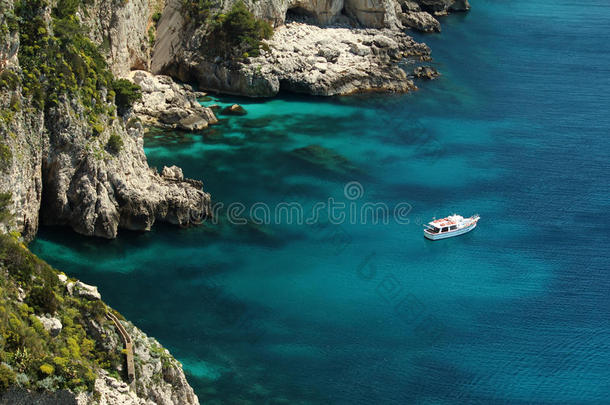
[292,144,357,174]
[221,104,248,116]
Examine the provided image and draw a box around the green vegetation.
[0,234,124,394]
[0,143,11,172]
[208,1,273,60]
[111,79,142,116]
[152,11,162,24]
[182,0,218,22]
[0,70,20,92]
[148,26,156,47]
[0,192,11,224]
[15,0,114,128]
[106,133,123,154]
[183,0,272,61]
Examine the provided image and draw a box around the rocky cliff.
[0,0,210,240]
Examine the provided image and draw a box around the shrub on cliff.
[183,0,217,22]
[0,192,11,224]
[112,79,142,116]
[0,364,16,393]
[0,143,11,172]
[209,1,273,60]
[0,70,20,91]
[106,133,123,154]
[27,286,59,315]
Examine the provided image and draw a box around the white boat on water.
[423,214,480,240]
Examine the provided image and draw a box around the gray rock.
[36,316,63,337]
[16,287,26,302]
[399,11,441,32]
[317,48,341,63]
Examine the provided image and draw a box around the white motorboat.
[423,214,480,240]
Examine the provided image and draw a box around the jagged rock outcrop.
[38,95,210,239]
[0,322,198,405]
[251,23,432,95]
[401,11,440,32]
[396,0,469,32]
[74,281,102,300]
[0,238,198,405]
[157,20,432,97]
[128,70,218,131]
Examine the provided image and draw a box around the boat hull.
[424,222,477,240]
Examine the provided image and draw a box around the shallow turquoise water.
[31,0,610,403]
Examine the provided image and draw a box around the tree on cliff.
[208,1,273,60]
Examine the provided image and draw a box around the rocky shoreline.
[187,22,434,97]
[151,0,468,97]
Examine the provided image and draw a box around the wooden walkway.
[106,312,136,390]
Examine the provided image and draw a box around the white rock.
[75,281,102,300]
[36,315,62,337]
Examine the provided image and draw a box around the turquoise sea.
[31,0,610,403]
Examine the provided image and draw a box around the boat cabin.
[425,224,458,234]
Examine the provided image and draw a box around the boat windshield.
[426,226,440,233]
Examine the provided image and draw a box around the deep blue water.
[31,0,610,403]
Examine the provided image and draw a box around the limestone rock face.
[126,323,199,405]
[344,0,401,28]
[0,2,43,239]
[128,70,218,131]
[287,0,345,25]
[80,0,164,76]
[1,1,209,241]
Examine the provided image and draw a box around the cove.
[31,0,610,403]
